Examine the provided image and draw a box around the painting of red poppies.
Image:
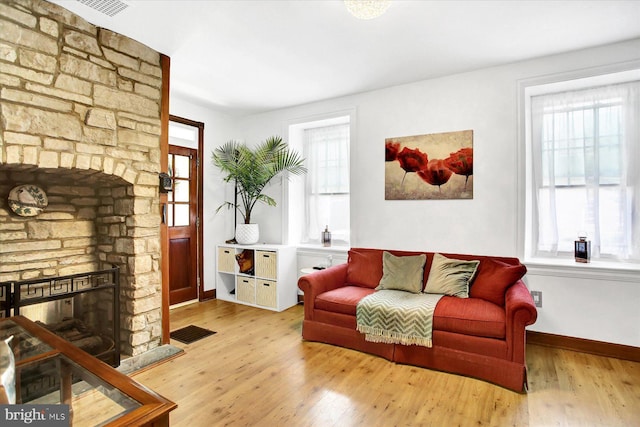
[385,130,473,200]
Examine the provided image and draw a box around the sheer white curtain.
[303,124,350,244]
[530,81,640,260]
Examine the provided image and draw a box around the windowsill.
[524,256,640,282]
[296,244,349,254]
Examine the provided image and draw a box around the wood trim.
[11,316,176,425]
[201,289,216,300]
[196,121,204,302]
[160,54,171,345]
[527,331,640,363]
[166,145,198,305]
[169,115,205,302]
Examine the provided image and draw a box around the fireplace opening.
[1,165,163,358]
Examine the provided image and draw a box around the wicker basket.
[218,247,236,273]
[255,250,277,279]
[256,279,277,308]
[236,276,255,304]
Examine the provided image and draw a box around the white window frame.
[517,62,640,277]
[284,109,355,248]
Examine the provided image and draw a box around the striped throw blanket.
[356,290,443,347]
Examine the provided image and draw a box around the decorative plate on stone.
[8,184,48,217]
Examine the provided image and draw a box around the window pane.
[174,179,189,203]
[569,110,584,141]
[599,187,627,254]
[539,186,630,255]
[306,124,349,195]
[567,147,584,184]
[553,113,567,148]
[309,194,350,242]
[167,204,174,227]
[599,143,620,183]
[174,204,189,227]
[598,105,620,136]
[174,155,190,179]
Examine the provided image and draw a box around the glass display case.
[0,316,176,426]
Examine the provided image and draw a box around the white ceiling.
[49,0,640,115]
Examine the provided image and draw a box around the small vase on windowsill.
[574,235,591,263]
[322,225,332,247]
[236,223,259,245]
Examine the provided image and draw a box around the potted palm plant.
[213,136,306,244]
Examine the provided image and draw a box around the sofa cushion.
[315,286,375,316]
[376,251,426,293]
[470,259,527,306]
[433,296,505,339]
[424,253,479,298]
[346,249,384,289]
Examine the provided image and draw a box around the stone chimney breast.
[0,0,165,357]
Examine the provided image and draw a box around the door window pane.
[167,204,173,227]
[174,155,190,178]
[174,180,189,203]
[174,204,189,227]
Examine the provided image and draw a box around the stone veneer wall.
[0,0,164,356]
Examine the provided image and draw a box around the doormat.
[170,325,217,344]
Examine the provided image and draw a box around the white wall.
[226,39,640,347]
[523,265,639,346]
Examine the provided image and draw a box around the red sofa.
[298,248,538,392]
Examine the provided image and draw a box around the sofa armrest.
[298,263,348,321]
[505,280,538,363]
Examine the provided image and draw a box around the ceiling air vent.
[77,0,130,17]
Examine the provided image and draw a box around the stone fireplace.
[0,0,165,357]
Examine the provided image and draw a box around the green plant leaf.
[212,136,307,224]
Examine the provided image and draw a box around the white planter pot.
[235,223,259,244]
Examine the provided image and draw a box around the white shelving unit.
[216,244,298,312]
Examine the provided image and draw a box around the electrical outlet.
[531,290,542,308]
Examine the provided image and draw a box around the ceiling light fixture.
[345,0,391,20]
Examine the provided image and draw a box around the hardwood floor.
[132,299,640,427]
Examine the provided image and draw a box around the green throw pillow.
[424,253,480,298]
[376,251,426,294]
